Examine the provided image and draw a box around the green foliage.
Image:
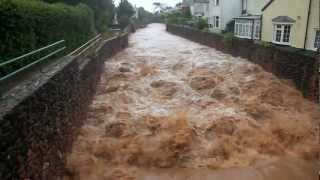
[223,33,236,48]
[182,7,192,19]
[41,0,82,5]
[118,15,131,29]
[82,0,115,32]
[152,12,165,23]
[166,11,192,25]
[260,41,272,48]
[117,0,134,28]
[194,17,209,30]
[166,10,208,31]
[137,7,154,25]
[41,0,115,33]
[0,0,96,62]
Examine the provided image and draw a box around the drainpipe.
[251,19,255,40]
[304,0,312,49]
[259,15,263,40]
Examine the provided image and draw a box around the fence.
[0,40,66,83]
[0,32,130,179]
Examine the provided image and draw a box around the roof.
[262,0,274,11]
[234,15,262,20]
[272,16,296,23]
[194,0,209,3]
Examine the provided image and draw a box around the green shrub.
[260,41,272,48]
[223,32,236,48]
[166,11,192,26]
[195,17,209,30]
[0,0,96,62]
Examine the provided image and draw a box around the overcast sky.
[114,0,182,12]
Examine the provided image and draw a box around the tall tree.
[41,0,115,32]
[117,0,134,17]
[41,0,82,5]
[117,0,134,28]
[82,0,115,32]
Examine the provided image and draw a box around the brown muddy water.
[64,24,320,180]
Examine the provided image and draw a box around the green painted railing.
[0,40,66,82]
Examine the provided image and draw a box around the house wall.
[261,0,310,49]
[191,2,210,17]
[208,0,221,31]
[306,0,320,51]
[247,0,269,15]
[222,0,242,29]
[208,0,241,31]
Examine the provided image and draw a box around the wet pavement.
[64,24,320,180]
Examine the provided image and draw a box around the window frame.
[272,23,293,45]
[234,19,253,39]
[213,16,220,28]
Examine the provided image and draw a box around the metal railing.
[0,40,66,82]
[69,34,102,58]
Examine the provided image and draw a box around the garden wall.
[167,24,319,103]
[0,33,129,180]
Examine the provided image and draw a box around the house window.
[213,16,220,28]
[235,19,252,39]
[214,0,220,6]
[314,30,320,49]
[273,24,292,45]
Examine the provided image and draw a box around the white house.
[234,0,269,39]
[190,0,209,18]
[207,0,242,33]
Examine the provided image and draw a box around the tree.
[42,0,115,32]
[117,0,134,17]
[117,0,134,28]
[82,0,115,32]
[137,7,154,25]
[41,0,82,5]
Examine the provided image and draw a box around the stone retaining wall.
[167,24,319,103]
[0,33,129,180]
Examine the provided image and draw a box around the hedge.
[0,0,96,63]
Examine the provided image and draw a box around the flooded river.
[64,24,320,180]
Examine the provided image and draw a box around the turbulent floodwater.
[64,24,320,180]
